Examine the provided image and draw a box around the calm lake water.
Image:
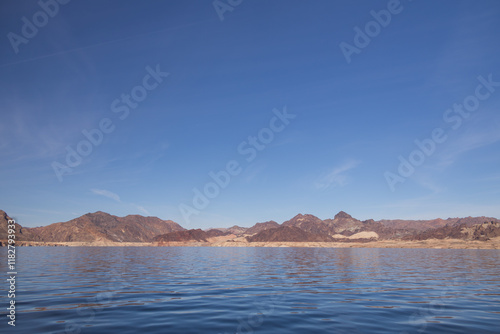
[1,247,500,334]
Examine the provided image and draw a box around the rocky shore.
[2,209,500,249]
[3,236,499,249]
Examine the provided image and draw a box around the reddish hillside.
[0,210,36,241]
[404,222,500,241]
[377,216,500,231]
[2,209,499,245]
[246,221,280,235]
[205,229,230,238]
[154,229,209,242]
[282,214,330,235]
[323,211,367,235]
[246,226,334,242]
[28,211,185,243]
[213,225,248,235]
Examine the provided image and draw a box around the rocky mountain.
[404,221,500,241]
[246,226,334,242]
[245,220,280,235]
[378,216,500,231]
[453,217,500,227]
[378,218,449,231]
[469,222,500,240]
[227,225,249,235]
[154,229,209,243]
[154,227,233,243]
[279,211,406,240]
[205,229,230,238]
[323,211,367,235]
[0,210,36,241]
[282,214,330,235]
[245,211,499,242]
[1,209,499,244]
[213,225,248,235]
[28,211,184,243]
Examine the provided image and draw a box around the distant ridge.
[377,216,500,231]
[245,221,280,235]
[154,229,209,243]
[1,209,499,244]
[246,226,334,242]
[17,211,185,243]
[211,225,248,235]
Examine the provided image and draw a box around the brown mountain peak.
[289,213,321,222]
[246,220,280,235]
[334,211,352,219]
[83,211,113,218]
[246,226,333,242]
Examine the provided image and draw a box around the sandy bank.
[3,237,500,249]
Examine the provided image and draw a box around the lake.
[1,247,500,333]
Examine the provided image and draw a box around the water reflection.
[1,247,499,334]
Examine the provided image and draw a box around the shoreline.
[2,237,500,249]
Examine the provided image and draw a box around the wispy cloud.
[243,162,267,184]
[436,121,500,168]
[315,160,361,190]
[413,174,446,194]
[91,189,121,202]
[136,205,150,216]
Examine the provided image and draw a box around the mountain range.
[0,210,183,243]
[1,209,500,244]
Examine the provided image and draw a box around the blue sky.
[1,0,499,228]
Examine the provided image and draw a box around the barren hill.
[377,216,500,231]
[1,209,499,245]
[245,220,280,235]
[404,221,500,241]
[28,211,184,243]
[213,225,248,235]
[282,214,330,235]
[0,210,36,241]
[154,229,209,242]
[246,226,334,242]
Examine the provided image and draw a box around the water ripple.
[0,247,499,333]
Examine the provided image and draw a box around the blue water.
[1,247,500,334]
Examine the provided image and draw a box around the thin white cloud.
[437,122,500,168]
[136,205,150,216]
[243,162,267,183]
[91,189,121,202]
[315,160,361,190]
[413,174,446,194]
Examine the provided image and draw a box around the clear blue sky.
[1,0,499,228]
